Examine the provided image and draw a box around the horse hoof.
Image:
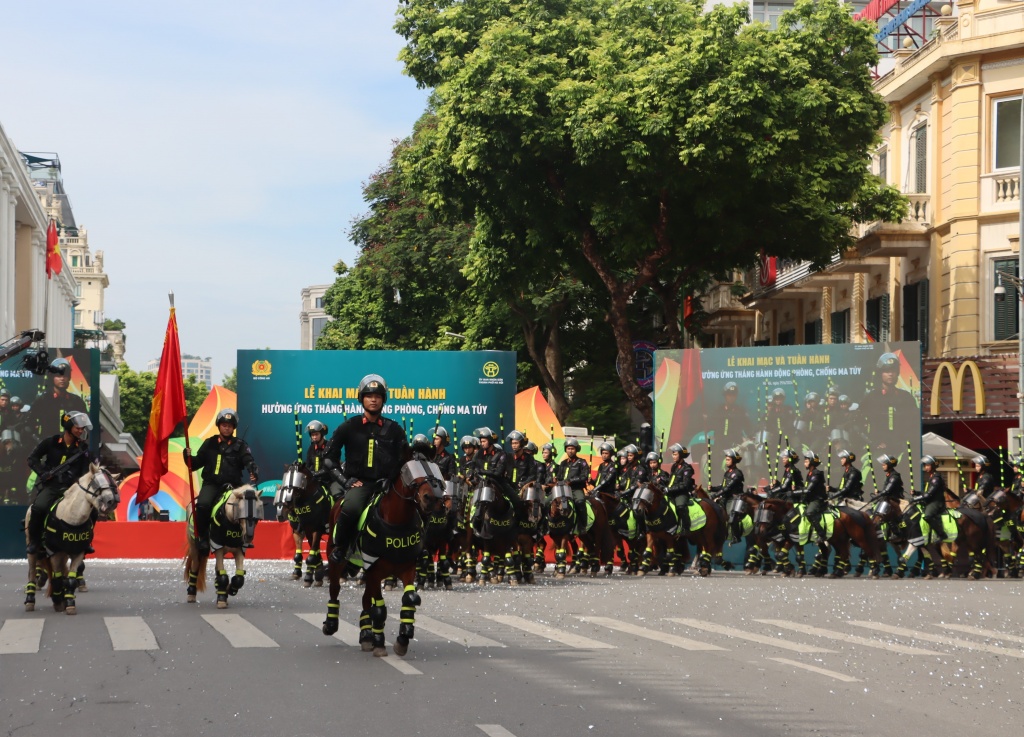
[869,574,880,580]
[373,647,388,658]
[65,606,77,616]
[187,594,197,603]
[509,578,519,586]
[554,573,565,580]
[314,580,324,588]
[636,570,646,578]
[361,641,374,652]
[77,583,88,593]
[303,580,312,589]
[444,583,454,591]
[393,639,409,657]
[217,600,228,609]
[291,573,302,580]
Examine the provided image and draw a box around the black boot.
[574,501,588,535]
[26,511,45,555]
[678,500,691,535]
[329,537,349,565]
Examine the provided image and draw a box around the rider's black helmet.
[357,374,388,402]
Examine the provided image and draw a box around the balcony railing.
[981,171,1021,212]
[906,193,930,225]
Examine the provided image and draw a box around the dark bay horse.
[594,489,643,574]
[275,463,332,587]
[546,483,616,578]
[464,478,522,584]
[632,483,725,577]
[418,477,466,590]
[987,489,1024,577]
[890,501,993,580]
[25,462,120,614]
[322,460,444,657]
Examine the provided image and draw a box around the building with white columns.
[0,123,76,346]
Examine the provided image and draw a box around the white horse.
[184,485,264,608]
[24,461,120,614]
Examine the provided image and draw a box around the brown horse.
[25,462,120,614]
[184,485,264,608]
[275,462,332,587]
[987,489,1024,577]
[632,483,725,577]
[593,488,643,574]
[418,477,466,590]
[545,483,616,578]
[891,501,994,580]
[322,460,444,657]
[461,477,524,585]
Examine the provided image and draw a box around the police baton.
[293,411,303,463]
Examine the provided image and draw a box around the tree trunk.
[521,319,571,423]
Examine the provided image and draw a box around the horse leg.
[506,550,520,585]
[215,550,230,608]
[228,553,246,596]
[49,555,66,612]
[367,573,388,657]
[24,551,37,612]
[795,544,806,577]
[830,539,851,579]
[292,528,304,580]
[76,560,87,593]
[534,537,547,572]
[311,532,325,587]
[64,553,86,615]
[394,567,421,657]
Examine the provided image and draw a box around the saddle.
[915,508,960,545]
[792,508,838,546]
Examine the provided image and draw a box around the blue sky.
[1,1,428,383]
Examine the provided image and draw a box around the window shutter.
[865,298,879,342]
[879,294,890,342]
[878,150,888,184]
[994,258,1020,341]
[831,309,849,344]
[805,319,822,345]
[903,283,918,341]
[917,278,929,354]
[914,126,927,194]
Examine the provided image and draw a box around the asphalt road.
[1,560,1022,737]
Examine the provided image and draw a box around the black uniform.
[711,403,753,450]
[617,461,643,501]
[917,470,948,542]
[506,450,537,490]
[591,459,619,497]
[189,434,258,545]
[26,433,91,550]
[801,468,828,542]
[975,471,996,500]
[305,438,330,492]
[833,465,863,502]
[666,459,695,531]
[715,466,746,543]
[325,414,410,553]
[762,403,796,440]
[772,464,804,501]
[434,449,456,480]
[557,456,591,533]
[860,385,918,458]
[877,468,905,501]
[28,388,89,441]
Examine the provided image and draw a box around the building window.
[902,279,929,353]
[74,284,81,298]
[877,148,888,184]
[312,317,329,347]
[71,255,79,267]
[830,309,850,344]
[994,258,1020,341]
[804,319,822,345]
[994,96,1022,171]
[865,295,890,343]
[315,297,324,309]
[778,328,796,346]
[912,124,927,193]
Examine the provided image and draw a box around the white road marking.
[849,621,1024,659]
[201,614,278,648]
[938,623,1024,645]
[756,619,942,656]
[477,726,519,737]
[294,613,422,675]
[583,616,725,651]
[768,657,861,683]
[0,619,44,654]
[484,615,616,649]
[668,618,834,653]
[104,617,159,651]
[414,615,505,647]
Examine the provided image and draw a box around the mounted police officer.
[410,434,433,462]
[801,450,828,544]
[665,443,695,533]
[324,374,410,564]
[972,455,996,502]
[830,449,864,502]
[459,435,481,480]
[712,448,745,544]
[505,431,536,491]
[873,454,905,502]
[591,442,618,498]
[644,451,668,487]
[432,428,456,480]
[538,442,558,491]
[25,411,93,554]
[916,455,949,544]
[617,444,643,501]
[771,448,803,500]
[557,438,591,534]
[185,408,259,557]
[470,426,524,532]
[305,420,330,492]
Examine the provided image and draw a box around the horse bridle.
[79,470,117,499]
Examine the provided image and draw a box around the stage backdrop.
[237,349,517,481]
[654,342,922,490]
[0,347,100,506]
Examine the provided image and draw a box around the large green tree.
[396,0,906,420]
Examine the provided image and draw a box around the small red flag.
[136,308,188,503]
[45,220,62,278]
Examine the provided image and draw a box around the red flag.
[136,308,187,503]
[45,220,62,278]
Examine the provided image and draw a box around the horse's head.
[520,482,543,525]
[631,483,665,519]
[81,461,121,516]
[227,485,264,546]
[396,460,445,516]
[753,497,788,535]
[548,482,573,519]
[274,463,311,521]
[442,476,464,512]
[870,498,898,524]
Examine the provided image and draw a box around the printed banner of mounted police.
[654,342,922,491]
[236,349,517,481]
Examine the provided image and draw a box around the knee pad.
[370,601,387,622]
[215,572,229,590]
[401,590,421,608]
[230,574,245,591]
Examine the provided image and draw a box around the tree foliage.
[113,364,207,446]
[396,0,906,420]
[222,367,237,393]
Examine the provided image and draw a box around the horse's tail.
[184,536,207,592]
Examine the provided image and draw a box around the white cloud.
[1,1,428,382]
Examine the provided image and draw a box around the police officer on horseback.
[505,431,536,490]
[665,443,695,533]
[916,455,949,544]
[469,426,524,533]
[830,449,864,502]
[712,448,745,544]
[185,409,259,558]
[459,435,481,480]
[410,434,433,462]
[305,420,330,494]
[432,428,456,480]
[972,455,996,502]
[771,448,803,500]
[326,374,410,564]
[591,442,618,498]
[800,450,828,544]
[25,411,93,554]
[873,454,904,502]
[557,438,591,534]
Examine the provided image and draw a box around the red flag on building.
[136,307,188,504]
[45,219,62,278]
